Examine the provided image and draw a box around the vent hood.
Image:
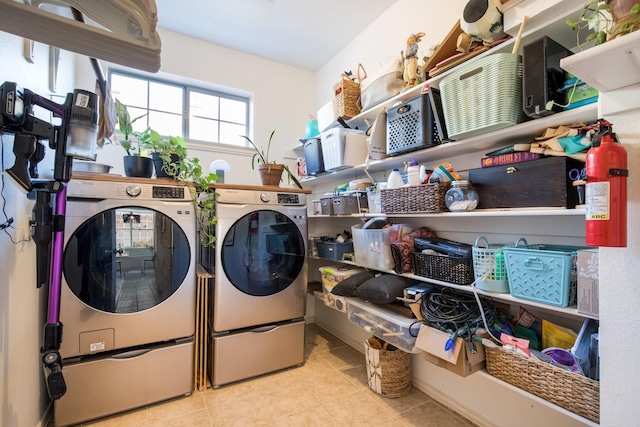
[0,0,161,72]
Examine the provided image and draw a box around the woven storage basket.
[484,344,600,423]
[364,337,412,398]
[412,252,475,285]
[380,183,448,214]
[320,197,334,215]
[332,192,368,215]
[471,235,512,293]
[440,53,525,140]
[333,65,364,119]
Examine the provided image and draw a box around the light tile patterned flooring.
[77,324,475,426]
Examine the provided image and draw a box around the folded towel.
[390,226,437,273]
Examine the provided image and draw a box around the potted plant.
[567,0,640,48]
[114,99,158,178]
[241,130,303,189]
[146,135,188,179]
[167,153,219,247]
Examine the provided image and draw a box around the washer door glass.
[221,210,305,296]
[63,207,191,313]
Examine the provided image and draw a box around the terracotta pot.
[258,163,284,187]
[607,0,637,20]
[606,0,640,40]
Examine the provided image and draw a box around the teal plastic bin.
[503,243,589,307]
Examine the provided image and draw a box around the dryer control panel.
[216,188,306,206]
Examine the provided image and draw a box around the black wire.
[0,132,25,244]
[420,287,496,339]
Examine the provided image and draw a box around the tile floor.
[74,323,476,427]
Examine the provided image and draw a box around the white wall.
[316,0,469,108]
[0,31,76,427]
[75,28,317,186]
[597,92,640,426]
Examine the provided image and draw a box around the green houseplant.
[567,0,640,48]
[147,135,188,178]
[241,130,303,189]
[161,144,219,247]
[114,99,158,178]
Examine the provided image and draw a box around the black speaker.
[522,36,573,119]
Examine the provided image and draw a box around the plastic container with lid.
[386,168,404,189]
[445,180,479,212]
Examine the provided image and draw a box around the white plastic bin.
[321,128,367,171]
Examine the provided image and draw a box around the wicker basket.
[484,344,600,423]
[364,337,412,398]
[333,65,364,119]
[380,183,448,214]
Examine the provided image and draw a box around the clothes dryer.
[55,178,196,426]
[209,188,307,387]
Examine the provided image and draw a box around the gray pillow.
[331,271,375,297]
[355,274,417,304]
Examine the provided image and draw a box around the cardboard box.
[577,249,599,317]
[415,324,486,377]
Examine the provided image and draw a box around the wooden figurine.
[403,32,426,88]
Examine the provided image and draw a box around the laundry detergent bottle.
[387,168,404,189]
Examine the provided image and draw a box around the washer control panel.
[67,180,191,202]
[152,186,185,199]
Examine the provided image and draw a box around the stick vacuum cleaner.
[0,81,99,400]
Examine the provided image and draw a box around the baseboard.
[411,376,496,427]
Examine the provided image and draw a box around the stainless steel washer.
[55,178,196,426]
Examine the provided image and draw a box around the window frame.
[108,69,252,149]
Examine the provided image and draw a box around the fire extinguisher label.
[586,181,610,220]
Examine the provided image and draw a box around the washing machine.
[54,178,196,426]
[209,188,307,387]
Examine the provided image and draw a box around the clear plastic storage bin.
[347,298,420,353]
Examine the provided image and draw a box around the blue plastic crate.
[503,244,589,307]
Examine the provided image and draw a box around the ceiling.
[153,0,398,71]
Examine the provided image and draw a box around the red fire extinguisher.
[585,121,628,247]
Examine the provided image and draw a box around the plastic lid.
[545,349,575,366]
[392,168,400,172]
[407,159,418,166]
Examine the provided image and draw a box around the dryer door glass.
[63,207,191,313]
[221,210,305,296]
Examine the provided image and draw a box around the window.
[109,71,250,147]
